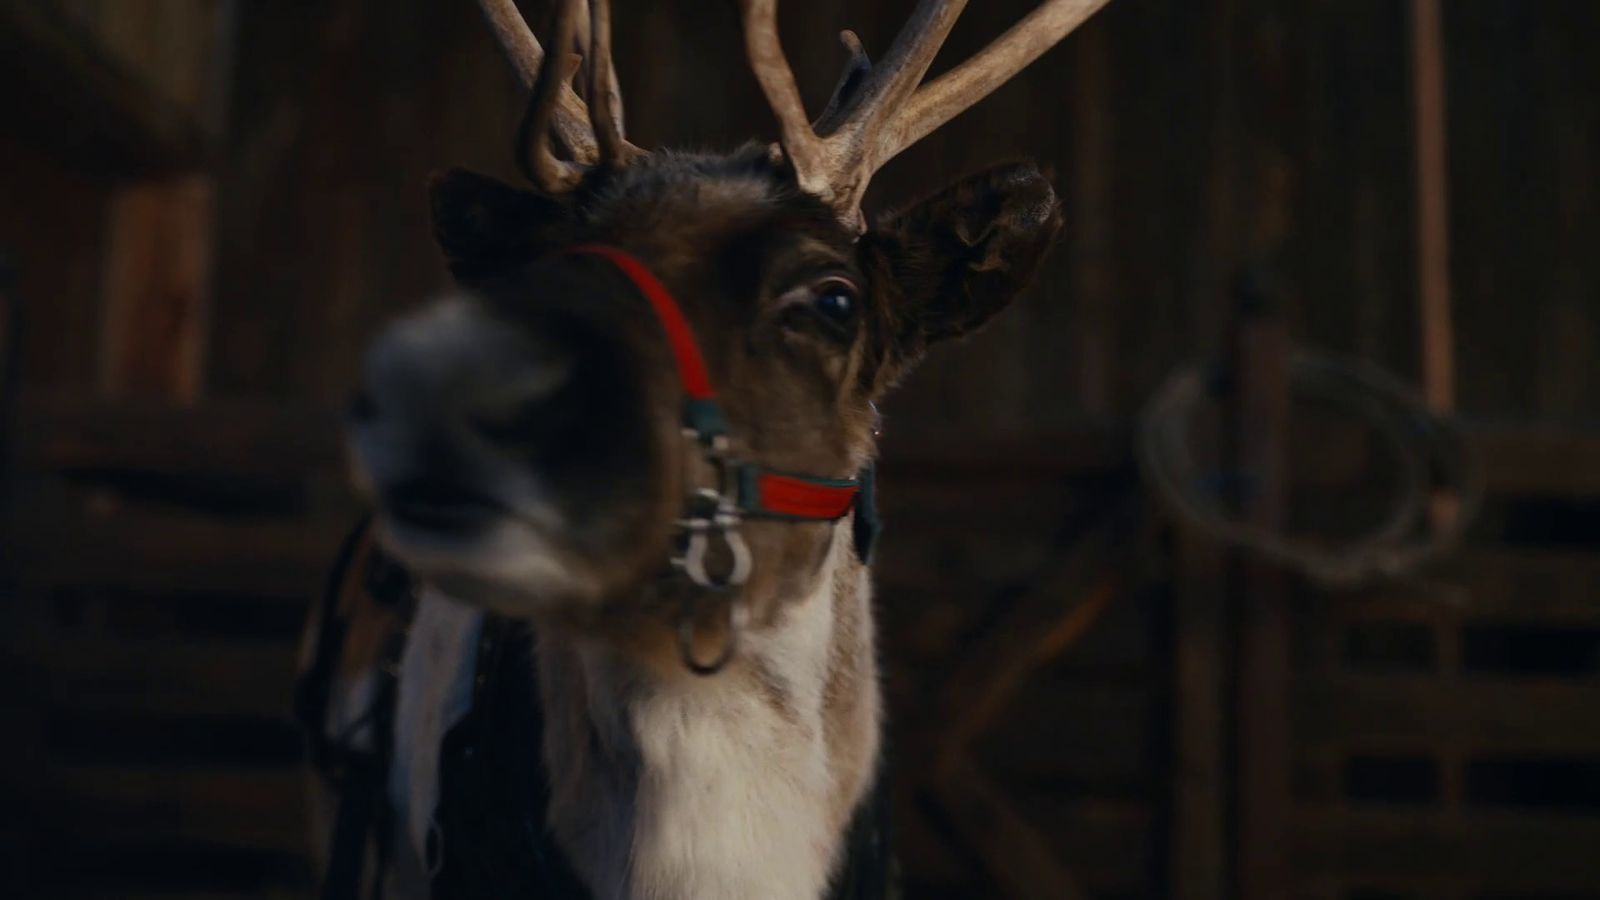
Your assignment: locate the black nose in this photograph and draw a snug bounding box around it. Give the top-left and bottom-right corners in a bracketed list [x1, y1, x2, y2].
[382, 473, 502, 534]
[350, 296, 600, 505]
[461, 355, 578, 448]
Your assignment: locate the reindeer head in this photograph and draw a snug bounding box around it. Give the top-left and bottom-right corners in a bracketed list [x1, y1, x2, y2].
[349, 0, 1103, 662]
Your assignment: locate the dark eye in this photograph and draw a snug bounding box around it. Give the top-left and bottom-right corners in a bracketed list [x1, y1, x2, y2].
[776, 275, 862, 340]
[809, 277, 859, 329]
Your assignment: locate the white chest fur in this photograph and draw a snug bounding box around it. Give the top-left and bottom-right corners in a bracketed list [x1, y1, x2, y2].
[540, 527, 875, 900]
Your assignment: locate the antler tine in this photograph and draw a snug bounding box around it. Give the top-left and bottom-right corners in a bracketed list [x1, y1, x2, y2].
[476, 0, 597, 166]
[739, 0, 1112, 230]
[585, 0, 645, 167]
[828, 0, 966, 137]
[813, 30, 871, 134]
[738, 0, 829, 197]
[889, 0, 1114, 155]
[517, 0, 587, 191]
[738, 0, 965, 227]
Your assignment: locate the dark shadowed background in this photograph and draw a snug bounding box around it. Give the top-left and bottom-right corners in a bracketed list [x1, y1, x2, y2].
[3, 1, 1600, 898]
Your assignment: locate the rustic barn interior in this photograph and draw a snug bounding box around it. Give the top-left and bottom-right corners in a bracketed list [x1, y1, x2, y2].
[3, 1, 1599, 898]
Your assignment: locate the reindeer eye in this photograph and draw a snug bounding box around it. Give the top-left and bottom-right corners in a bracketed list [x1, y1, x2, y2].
[776, 275, 861, 340]
[809, 278, 858, 328]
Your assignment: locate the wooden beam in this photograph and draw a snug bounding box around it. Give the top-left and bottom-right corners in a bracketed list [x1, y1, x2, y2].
[1410, 0, 1455, 413]
[11, 392, 343, 477]
[1295, 675, 1600, 751]
[98, 175, 215, 401]
[15, 767, 310, 857]
[1228, 296, 1293, 900]
[0, 252, 18, 493]
[1069, 22, 1115, 415]
[931, 759, 1091, 900]
[3, 635, 300, 720]
[1171, 526, 1227, 900]
[931, 499, 1140, 775]
[0, 1, 209, 176]
[1294, 808, 1600, 890]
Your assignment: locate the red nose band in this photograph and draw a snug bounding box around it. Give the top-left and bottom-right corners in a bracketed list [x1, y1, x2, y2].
[565, 243, 877, 533]
[569, 243, 715, 401]
[752, 471, 860, 520]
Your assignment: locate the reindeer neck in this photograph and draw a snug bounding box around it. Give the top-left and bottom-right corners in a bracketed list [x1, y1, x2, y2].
[535, 521, 883, 900]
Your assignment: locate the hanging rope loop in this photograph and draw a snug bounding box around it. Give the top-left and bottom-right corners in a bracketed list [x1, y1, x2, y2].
[1139, 352, 1482, 588]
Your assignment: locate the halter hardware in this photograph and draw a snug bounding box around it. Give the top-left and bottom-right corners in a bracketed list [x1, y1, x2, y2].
[670, 427, 753, 593]
[568, 244, 878, 676]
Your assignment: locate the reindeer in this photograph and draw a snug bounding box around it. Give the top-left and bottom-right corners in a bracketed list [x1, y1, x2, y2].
[296, 1, 1112, 898]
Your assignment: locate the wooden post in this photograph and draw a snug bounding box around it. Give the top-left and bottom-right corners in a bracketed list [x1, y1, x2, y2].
[1171, 276, 1293, 900]
[1227, 278, 1292, 900]
[0, 251, 18, 491]
[1070, 23, 1114, 415]
[1410, 0, 1454, 413]
[97, 174, 214, 402]
[1172, 527, 1227, 900]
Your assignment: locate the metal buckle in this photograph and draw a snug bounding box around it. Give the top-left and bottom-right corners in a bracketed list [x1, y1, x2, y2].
[668, 424, 752, 676]
[677, 516, 752, 590]
[671, 427, 750, 591]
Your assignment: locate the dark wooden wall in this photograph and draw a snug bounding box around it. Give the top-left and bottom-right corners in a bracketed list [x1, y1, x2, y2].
[3, 2, 1600, 899]
[193, 0, 1600, 426]
[9, 1, 1598, 419]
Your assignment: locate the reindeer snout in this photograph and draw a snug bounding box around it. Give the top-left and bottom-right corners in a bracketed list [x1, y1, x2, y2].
[348, 295, 581, 526]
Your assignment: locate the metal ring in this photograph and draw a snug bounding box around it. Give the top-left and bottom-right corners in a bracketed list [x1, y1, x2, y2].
[682, 525, 752, 590]
[677, 598, 748, 676]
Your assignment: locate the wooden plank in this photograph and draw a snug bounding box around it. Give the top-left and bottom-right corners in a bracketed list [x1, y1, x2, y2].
[1296, 674, 1600, 750]
[0, 252, 17, 492]
[2, 500, 346, 596]
[2, 635, 300, 720]
[1002, 796, 1153, 895]
[1470, 423, 1600, 496]
[1410, 0, 1456, 414]
[878, 426, 1134, 483]
[1298, 874, 1525, 900]
[1326, 550, 1600, 623]
[1293, 808, 1600, 890]
[98, 175, 215, 401]
[1068, 21, 1115, 415]
[930, 498, 1142, 775]
[0, 133, 111, 391]
[0, 0, 209, 175]
[1172, 524, 1228, 900]
[929, 760, 1090, 900]
[1230, 296, 1293, 900]
[901, 794, 1148, 899]
[61, 0, 222, 117]
[971, 680, 1151, 792]
[46, 891, 308, 900]
[22, 767, 309, 857]
[13, 391, 344, 477]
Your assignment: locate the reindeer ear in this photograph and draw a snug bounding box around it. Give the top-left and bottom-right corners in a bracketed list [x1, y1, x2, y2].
[428, 168, 570, 286]
[864, 161, 1062, 358]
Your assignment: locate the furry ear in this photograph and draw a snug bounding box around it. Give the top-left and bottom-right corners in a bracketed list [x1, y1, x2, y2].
[861, 161, 1062, 381]
[428, 168, 570, 286]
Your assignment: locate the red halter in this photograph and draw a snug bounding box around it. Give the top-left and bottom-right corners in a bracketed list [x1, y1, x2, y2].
[568, 244, 870, 525]
[567, 243, 879, 675]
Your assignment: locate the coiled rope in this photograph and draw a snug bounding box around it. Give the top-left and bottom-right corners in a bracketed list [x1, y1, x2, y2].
[1138, 352, 1482, 588]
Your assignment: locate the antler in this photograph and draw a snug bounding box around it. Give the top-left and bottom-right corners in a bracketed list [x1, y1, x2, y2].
[739, 0, 1114, 230]
[477, 0, 644, 192]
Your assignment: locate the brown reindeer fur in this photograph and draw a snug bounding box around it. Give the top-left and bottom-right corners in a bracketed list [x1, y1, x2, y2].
[313, 146, 1061, 899]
